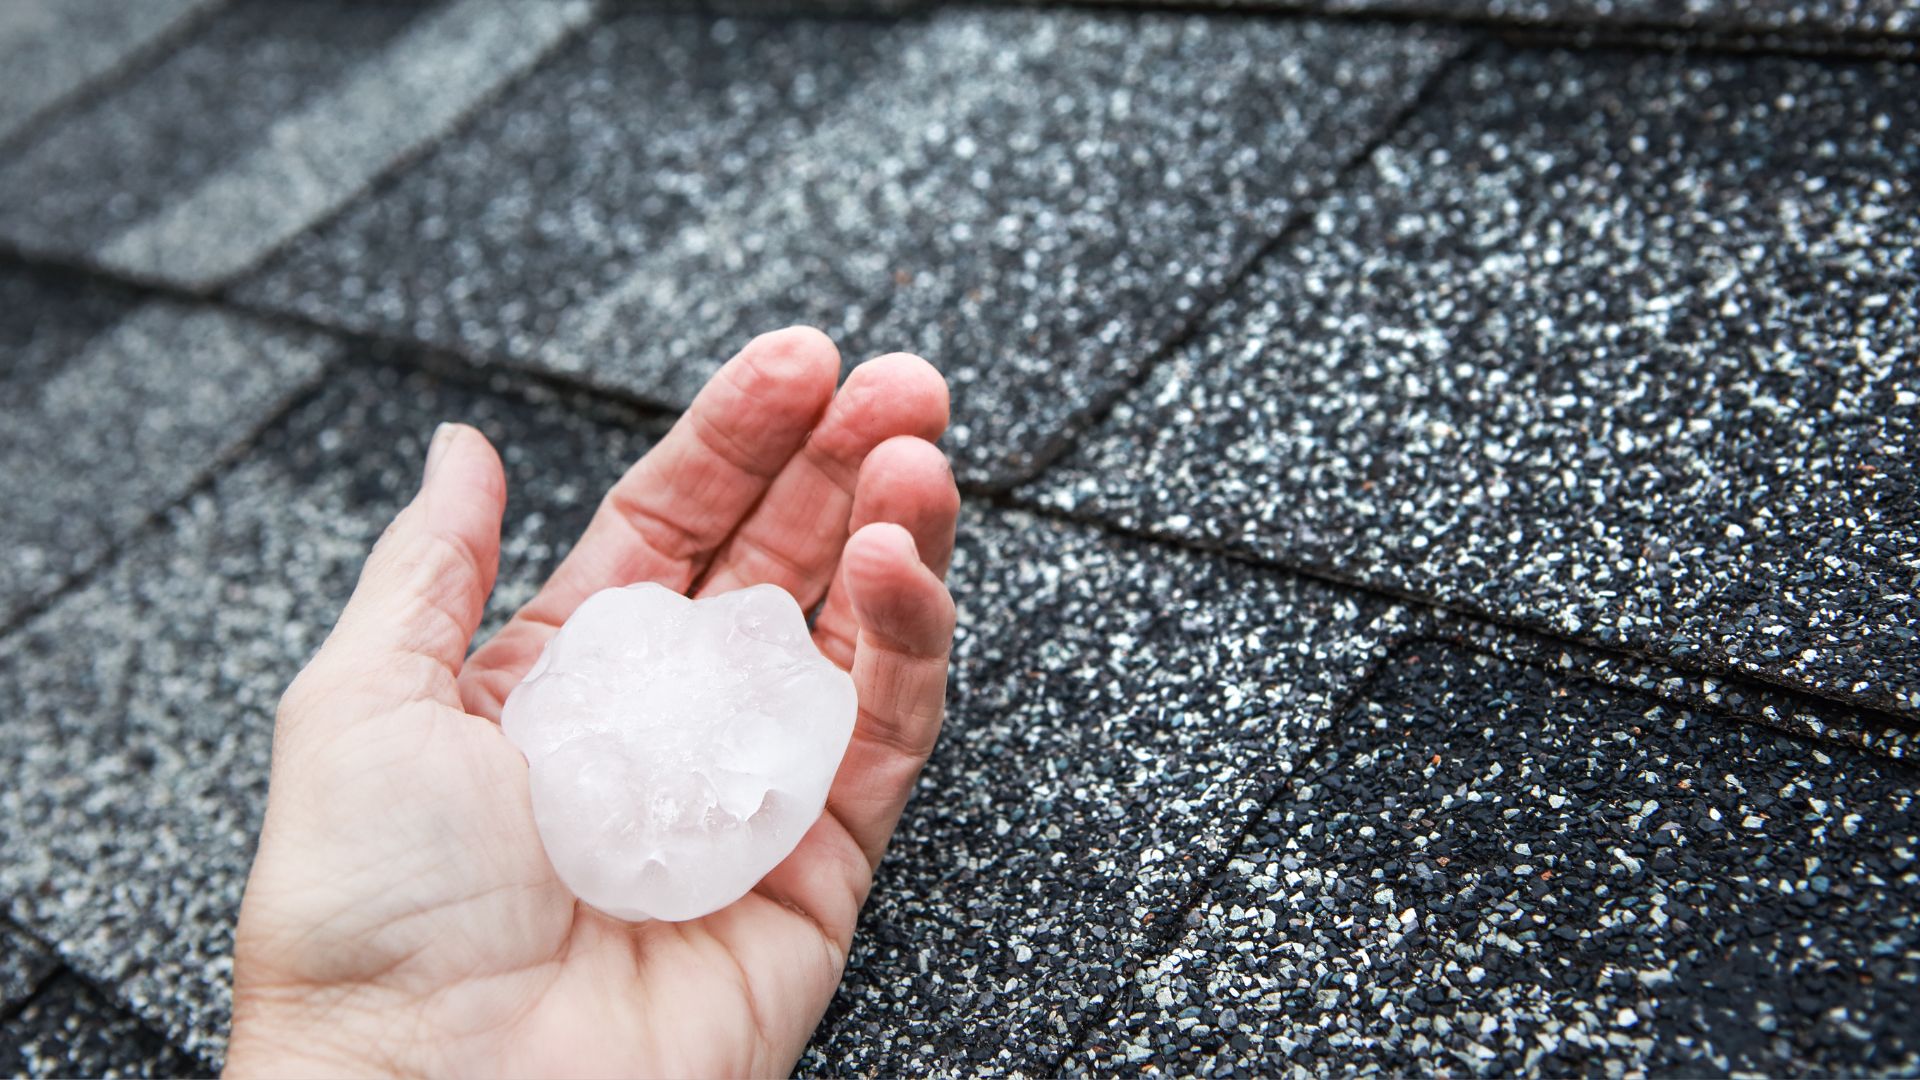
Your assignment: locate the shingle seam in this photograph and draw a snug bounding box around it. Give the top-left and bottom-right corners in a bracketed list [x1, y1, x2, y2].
[0, 927, 60, 1029]
[0, 0, 232, 158]
[9, 233, 1904, 738]
[1490, 21, 1919, 61]
[1046, 621, 1436, 1070]
[989, 33, 1484, 494]
[991, 487, 1920, 743]
[0, 244, 694, 432]
[0, 366, 335, 647]
[0, 966, 59, 1030]
[1056, 627, 1920, 1067]
[0, 961, 212, 1072]
[1427, 615, 1920, 765]
[90, 0, 605, 293]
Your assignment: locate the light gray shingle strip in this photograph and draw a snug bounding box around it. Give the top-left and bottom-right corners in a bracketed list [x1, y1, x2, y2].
[0, 921, 57, 1013]
[93, 0, 597, 289]
[0, 0, 222, 145]
[530, 16, 1024, 382]
[0, 302, 333, 626]
[532, 13, 1465, 483]
[1096, 0, 1917, 40]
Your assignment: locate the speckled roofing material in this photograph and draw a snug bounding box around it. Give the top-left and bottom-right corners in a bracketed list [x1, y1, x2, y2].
[0, 0, 1914, 1075]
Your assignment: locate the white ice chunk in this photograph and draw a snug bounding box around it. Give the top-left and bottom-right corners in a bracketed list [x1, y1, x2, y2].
[501, 582, 857, 922]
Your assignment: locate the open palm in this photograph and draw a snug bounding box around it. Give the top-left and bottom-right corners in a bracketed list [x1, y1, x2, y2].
[227, 328, 958, 1078]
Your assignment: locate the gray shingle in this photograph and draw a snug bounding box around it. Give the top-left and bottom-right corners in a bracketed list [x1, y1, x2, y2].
[0, 0, 219, 146]
[1, 972, 205, 1079]
[0, 299, 331, 626]
[1101, 0, 1915, 41]
[0, 264, 139, 388]
[1028, 46, 1920, 715]
[0, 364, 668, 1061]
[0, 0, 425, 262]
[803, 510, 1420, 1072]
[1077, 642, 1920, 1075]
[239, 10, 1466, 484]
[0, 922, 56, 1014]
[0, 0, 594, 289]
[237, 11, 907, 358]
[95, 0, 597, 289]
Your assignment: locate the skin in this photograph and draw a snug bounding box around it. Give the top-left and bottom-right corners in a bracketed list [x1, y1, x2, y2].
[226, 327, 960, 1078]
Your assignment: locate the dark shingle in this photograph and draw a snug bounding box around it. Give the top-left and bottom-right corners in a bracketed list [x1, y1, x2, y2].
[803, 510, 1421, 1073]
[237, 11, 908, 363]
[0, 0, 427, 261]
[1029, 46, 1920, 714]
[0, 264, 138, 388]
[240, 10, 1466, 485]
[1102, 0, 1915, 42]
[1076, 642, 1920, 1075]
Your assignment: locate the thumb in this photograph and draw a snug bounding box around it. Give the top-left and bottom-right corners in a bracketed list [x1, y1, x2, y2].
[301, 423, 507, 712]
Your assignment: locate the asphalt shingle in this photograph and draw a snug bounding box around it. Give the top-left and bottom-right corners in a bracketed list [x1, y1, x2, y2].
[239, 10, 1466, 484]
[0, 922, 56, 1014]
[1, 973, 204, 1079]
[238, 11, 906, 363]
[0, 263, 138, 388]
[803, 510, 1418, 1073]
[1077, 642, 1920, 1076]
[1135, 0, 1917, 42]
[0, 0, 593, 289]
[0, 363, 668, 1061]
[1, 0, 1916, 1074]
[1029, 46, 1920, 715]
[0, 0, 217, 146]
[0, 297, 331, 626]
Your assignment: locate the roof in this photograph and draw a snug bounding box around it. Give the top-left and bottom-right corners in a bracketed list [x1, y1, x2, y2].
[0, 0, 1915, 1074]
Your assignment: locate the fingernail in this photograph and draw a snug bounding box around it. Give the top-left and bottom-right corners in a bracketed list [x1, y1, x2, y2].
[422, 423, 455, 484]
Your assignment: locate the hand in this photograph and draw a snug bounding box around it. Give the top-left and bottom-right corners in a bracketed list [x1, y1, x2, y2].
[226, 328, 959, 1077]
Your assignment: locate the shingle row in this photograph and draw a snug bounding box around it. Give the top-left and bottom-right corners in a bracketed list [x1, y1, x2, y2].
[0, 1, 1916, 1075]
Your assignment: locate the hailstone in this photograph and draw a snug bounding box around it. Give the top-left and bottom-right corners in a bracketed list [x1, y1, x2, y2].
[501, 582, 857, 922]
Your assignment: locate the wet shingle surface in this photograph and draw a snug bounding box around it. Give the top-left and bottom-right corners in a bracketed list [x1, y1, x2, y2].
[804, 511, 1417, 1072]
[1076, 643, 1920, 1076]
[241, 10, 1465, 483]
[0, 365, 666, 1060]
[1031, 46, 1920, 714]
[0, 300, 330, 625]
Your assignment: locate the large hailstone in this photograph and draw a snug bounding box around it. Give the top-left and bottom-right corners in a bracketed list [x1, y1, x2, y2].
[501, 583, 856, 922]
